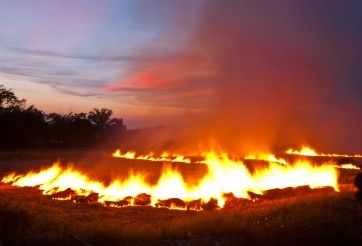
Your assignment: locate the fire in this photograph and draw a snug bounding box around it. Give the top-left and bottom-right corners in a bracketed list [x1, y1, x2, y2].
[286, 146, 362, 158]
[244, 153, 287, 165]
[113, 149, 288, 166]
[1, 172, 18, 183]
[334, 164, 360, 170]
[2, 151, 339, 210]
[112, 149, 192, 163]
[286, 146, 318, 156]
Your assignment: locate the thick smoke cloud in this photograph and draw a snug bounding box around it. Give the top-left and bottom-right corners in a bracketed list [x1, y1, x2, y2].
[109, 1, 362, 154]
[183, 0, 362, 154]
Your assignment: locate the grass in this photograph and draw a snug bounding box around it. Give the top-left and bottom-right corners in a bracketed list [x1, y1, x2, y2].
[0, 183, 361, 246]
[0, 153, 361, 245]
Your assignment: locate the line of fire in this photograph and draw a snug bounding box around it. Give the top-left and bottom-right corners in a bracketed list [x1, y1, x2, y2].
[2, 146, 361, 211]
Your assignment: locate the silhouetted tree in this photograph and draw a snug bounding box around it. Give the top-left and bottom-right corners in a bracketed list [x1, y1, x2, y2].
[0, 85, 127, 149]
[0, 84, 26, 110]
[22, 106, 48, 145]
[46, 112, 72, 144]
[88, 108, 125, 129]
[46, 112, 90, 145]
[69, 113, 93, 146]
[0, 105, 47, 147]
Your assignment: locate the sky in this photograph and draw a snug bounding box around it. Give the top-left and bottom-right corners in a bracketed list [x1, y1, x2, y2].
[0, 0, 205, 126]
[0, 0, 361, 153]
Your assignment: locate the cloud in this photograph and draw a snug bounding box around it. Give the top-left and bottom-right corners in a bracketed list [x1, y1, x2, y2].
[0, 58, 109, 98]
[3, 46, 216, 103]
[103, 57, 217, 108]
[49, 84, 100, 97]
[9, 48, 68, 58]
[8, 47, 189, 63]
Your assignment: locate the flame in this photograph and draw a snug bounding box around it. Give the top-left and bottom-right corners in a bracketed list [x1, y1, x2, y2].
[334, 163, 360, 170]
[286, 146, 362, 158]
[112, 149, 192, 163]
[113, 149, 288, 165]
[2, 151, 339, 210]
[1, 172, 18, 183]
[244, 153, 287, 165]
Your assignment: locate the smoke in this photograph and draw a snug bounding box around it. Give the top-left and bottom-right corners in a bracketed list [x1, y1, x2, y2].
[107, 1, 362, 154]
[180, 0, 362, 154]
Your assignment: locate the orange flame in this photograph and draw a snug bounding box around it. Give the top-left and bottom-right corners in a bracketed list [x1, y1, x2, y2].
[2, 151, 339, 209]
[112, 149, 192, 163]
[334, 163, 360, 170]
[286, 146, 362, 158]
[244, 153, 287, 165]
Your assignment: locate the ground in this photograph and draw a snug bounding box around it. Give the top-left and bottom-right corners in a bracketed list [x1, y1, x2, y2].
[0, 151, 361, 246]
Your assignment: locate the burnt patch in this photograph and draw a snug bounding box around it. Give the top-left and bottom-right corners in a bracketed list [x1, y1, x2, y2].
[223, 193, 255, 209]
[186, 199, 201, 210]
[134, 193, 151, 206]
[104, 196, 132, 207]
[201, 198, 219, 211]
[155, 198, 185, 209]
[50, 188, 75, 200]
[71, 193, 99, 204]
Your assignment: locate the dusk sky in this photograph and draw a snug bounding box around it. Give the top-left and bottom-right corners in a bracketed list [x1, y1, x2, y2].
[0, 1, 361, 152]
[0, 0, 206, 127]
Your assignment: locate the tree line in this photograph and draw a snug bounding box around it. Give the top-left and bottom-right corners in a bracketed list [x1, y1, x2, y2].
[0, 85, 126, 149]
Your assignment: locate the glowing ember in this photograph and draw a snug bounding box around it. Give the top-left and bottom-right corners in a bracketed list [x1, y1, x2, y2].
[286, 146, 362, 158]
[2, 151, 339, 210]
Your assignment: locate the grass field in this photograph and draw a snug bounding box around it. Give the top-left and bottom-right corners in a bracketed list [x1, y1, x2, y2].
[0, 153, 361, 246]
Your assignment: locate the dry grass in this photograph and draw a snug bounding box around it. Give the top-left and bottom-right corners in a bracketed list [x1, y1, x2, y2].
[0, 183, 361, 246]
[0, 153, 362, 245]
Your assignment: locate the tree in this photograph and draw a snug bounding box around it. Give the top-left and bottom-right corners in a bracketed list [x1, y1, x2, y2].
[45, 112, 94, 146]
[20, 106, 48, 145]
[46, 112, 76, 145]
[70, 112, 93, 145]
[0, 85, 127, 149]
[46, 112, 74, 125]
[0, 85, 26, 110]
[88, 108, 125, 129]
[0, 105, 47, 147]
